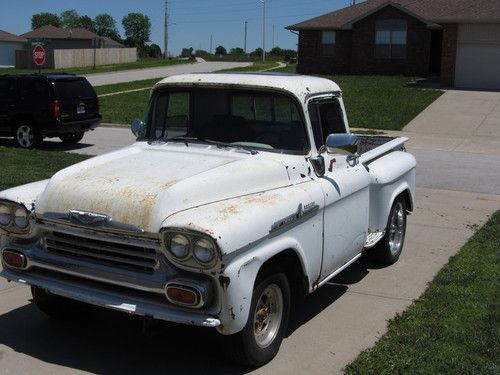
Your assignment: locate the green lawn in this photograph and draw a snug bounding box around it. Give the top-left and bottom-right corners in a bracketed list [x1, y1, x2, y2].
[345, 211, 500, 374]
[218, 61, 281, 72]
[0, 58, 190, 76]
[274, 65, 443, 130]
[95, 78, 161, 96]
[100, 89, 150, 124]
[0, 147, 90, 191]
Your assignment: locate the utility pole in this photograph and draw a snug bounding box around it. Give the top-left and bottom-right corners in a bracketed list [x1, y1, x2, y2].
[272, 24, 275, 49]
[244, 21, 248, 54]
[210, 34, 213, 54]
[261, 0, 266, 61]
[164, 0, 169, 58]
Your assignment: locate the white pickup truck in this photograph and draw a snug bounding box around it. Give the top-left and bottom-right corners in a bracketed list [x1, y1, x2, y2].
[0, 73, 415, 366]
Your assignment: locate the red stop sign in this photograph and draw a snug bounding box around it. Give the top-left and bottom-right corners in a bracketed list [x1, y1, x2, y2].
[33, 45, 46, 66]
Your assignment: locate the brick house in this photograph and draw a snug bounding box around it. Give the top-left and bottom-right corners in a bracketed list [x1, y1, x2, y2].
[286, 0, 500, 89]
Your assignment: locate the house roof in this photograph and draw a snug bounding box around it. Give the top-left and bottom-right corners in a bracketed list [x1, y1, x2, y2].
[286, 0, 500, 30]
[22, 25, 100, 40]
[0, 29, 27, 43]
[101, 36, 124, 47]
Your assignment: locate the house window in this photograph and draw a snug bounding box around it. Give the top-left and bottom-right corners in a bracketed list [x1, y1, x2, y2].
[375, 19, 407, 59]
[321, 31, 336, 57]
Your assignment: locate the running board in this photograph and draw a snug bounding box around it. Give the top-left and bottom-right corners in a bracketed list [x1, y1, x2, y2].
[364, 231, 385, 248]
[315, 252, 363, 289]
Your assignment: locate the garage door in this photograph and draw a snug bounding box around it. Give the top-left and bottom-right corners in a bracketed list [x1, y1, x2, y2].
[455, 24, 500, 89]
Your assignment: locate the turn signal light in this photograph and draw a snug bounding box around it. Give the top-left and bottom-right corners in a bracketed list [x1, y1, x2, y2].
[2, 250, 27, 269]
[52, 100, 61, 119]
[165, 285, 199, 307]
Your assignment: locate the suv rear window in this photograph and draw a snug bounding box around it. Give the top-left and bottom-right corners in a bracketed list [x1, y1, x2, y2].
[52, 79, 95, 99]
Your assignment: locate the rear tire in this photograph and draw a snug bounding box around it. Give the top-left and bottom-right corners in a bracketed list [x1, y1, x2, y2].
[14, 123, 41, 148]
[224, 272, 290, 367]
[370, 197, 407, 265]
[31, 286, 92, 320]
[59, 132, 84, 144]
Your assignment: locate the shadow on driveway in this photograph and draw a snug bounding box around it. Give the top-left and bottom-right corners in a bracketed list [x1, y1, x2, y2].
[0, 137, 94, 153]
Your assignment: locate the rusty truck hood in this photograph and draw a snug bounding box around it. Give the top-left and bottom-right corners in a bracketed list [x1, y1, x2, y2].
[35, 143, 294, 232]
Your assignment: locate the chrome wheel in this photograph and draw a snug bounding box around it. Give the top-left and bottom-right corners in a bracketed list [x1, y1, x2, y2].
[16, 125, 34, 148]
[253, 283, 283, 348]
[388, 201, 405, 256]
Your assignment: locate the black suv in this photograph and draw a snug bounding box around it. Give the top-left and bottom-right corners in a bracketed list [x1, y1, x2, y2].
[0, 73, 101, 148]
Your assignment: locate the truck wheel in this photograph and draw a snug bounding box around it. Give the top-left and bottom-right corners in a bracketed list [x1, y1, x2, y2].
[59, 132, 84, 144]
[15, 124, 41, 148]
[371, 198, 407, 265]
[31, 286, 92, 320]
[225, 273, 290, 367]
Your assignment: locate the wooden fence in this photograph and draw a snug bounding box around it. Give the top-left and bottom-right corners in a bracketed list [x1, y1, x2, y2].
[53, 48, 137, 69]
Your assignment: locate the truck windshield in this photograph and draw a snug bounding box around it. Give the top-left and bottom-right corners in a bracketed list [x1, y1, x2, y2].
[147, 88, 309, 154]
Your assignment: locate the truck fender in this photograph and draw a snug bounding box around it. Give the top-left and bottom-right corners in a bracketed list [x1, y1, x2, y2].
[216, 236, 308, 335]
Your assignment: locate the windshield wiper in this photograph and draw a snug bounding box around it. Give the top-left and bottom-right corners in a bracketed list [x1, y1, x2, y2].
[203, 139, 258, 155]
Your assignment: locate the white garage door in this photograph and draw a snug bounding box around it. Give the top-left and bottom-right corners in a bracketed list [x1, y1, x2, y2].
[0, 41, 25, 66]
[455, 24, 500, 89]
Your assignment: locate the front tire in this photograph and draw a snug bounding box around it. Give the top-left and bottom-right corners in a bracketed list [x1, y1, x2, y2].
[15, 123, 41, 148]
[31, 286, 92, 320]
[371, 198, 407, 265]
[59, 132, 84, 144]
[225, 273, 290, 367]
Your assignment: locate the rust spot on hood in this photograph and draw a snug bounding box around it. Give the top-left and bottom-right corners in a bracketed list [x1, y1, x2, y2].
[219, 275, 231, 289]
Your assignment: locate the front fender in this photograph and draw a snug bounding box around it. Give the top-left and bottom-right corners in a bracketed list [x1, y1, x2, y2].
[0, 179, 49, 209]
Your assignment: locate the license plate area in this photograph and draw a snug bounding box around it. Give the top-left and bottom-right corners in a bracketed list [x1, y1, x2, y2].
[77, 104, 86, 114]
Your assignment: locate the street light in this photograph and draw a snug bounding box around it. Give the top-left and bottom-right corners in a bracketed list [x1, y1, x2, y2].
[260, 0, 266, 61]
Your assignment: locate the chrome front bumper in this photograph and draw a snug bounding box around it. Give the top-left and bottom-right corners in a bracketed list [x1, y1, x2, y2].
[1, 267, 220, 327]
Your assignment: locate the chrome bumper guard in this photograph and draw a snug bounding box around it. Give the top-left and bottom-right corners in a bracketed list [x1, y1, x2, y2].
[0, 268, 220, 328]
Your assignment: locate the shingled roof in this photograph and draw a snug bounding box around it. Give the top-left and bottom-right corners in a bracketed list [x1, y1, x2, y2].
[0, 29, 27, 43]
[286, 0, 500, 30]
[22, 25, 100, 40]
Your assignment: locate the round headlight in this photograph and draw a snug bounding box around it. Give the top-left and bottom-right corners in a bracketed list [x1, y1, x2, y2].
[14, 208, 29, 229]
[0, 204, 11, 226]
[193, 238, 215, 264]
[169, 234, 190, 259]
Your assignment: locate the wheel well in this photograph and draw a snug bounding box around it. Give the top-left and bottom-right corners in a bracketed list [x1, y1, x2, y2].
[398, 189, 413, 212]
[256, 249, 308, 299]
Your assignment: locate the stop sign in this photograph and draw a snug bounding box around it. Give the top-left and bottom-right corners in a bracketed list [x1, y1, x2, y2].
[33, 45, 46, 66]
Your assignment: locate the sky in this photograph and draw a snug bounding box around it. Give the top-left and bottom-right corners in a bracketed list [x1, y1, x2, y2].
[1, 0, 354, 55]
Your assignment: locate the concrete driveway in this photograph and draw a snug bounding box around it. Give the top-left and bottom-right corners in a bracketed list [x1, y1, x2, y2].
[85, 60, 251, 86]
[0, 90, 499, 374]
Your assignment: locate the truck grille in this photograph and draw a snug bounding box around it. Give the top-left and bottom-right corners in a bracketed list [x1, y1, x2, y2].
[44, 231, 160, 273]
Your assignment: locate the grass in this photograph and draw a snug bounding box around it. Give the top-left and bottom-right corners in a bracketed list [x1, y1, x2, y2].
[95, 78, 160, 96]
[274, 65, 443, 130]
[345, 211, 500, 374]
[219, 61, 281, 72]
[0, 58, 190, 76]
[0, 147, 90, 191]
[100, 90, 150, 124]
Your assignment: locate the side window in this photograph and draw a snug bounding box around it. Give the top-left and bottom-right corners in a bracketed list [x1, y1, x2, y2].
[153, 92, 190, 138]
[308, 98, 346, 148]
[0, 80, 15, 100]
[21, 79, 47, 99]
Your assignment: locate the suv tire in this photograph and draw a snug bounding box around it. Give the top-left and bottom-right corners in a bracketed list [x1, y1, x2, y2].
[59, 132, 85, 144]
[15, 123, 41, 148]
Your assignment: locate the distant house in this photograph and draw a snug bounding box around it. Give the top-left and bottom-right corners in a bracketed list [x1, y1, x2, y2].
[286, 0, 500, 89]
[0, 30, 27, 66]
[21, 25, 103, 49]
[101, 36, 124, 49]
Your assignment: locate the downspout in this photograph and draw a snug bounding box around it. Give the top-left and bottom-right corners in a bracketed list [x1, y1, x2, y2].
[288, 29, 299, 68]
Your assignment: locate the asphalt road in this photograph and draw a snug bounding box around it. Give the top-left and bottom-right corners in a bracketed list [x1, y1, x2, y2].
[0, 90, 499, 374]
[85, 60, 251, 86]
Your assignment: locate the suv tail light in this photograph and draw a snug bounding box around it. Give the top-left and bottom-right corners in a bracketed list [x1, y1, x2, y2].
[52, 100, 61, 119]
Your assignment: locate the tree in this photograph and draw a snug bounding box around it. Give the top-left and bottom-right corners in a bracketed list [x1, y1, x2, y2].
[180, 47, 194, 58]
[31, 12, 61, 29]
[229, 47, 244, 55]
[148, 44, 162, 58]
[215, 45, 227, 55]
[60, 9, 81, 28]
[77, 15, 96, 32]
[94, 14, 120, 41]
[122, 13, 151, 47]
[250, 48, 263, 57]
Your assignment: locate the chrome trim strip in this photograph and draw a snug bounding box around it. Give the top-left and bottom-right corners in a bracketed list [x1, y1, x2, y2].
[315, 252, 362, 290]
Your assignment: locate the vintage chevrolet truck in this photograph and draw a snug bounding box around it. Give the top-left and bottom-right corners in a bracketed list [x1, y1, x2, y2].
[0, 73, 415, 366]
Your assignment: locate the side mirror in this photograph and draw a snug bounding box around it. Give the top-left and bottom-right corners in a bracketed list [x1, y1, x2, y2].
[131, 118, 146, 138]
[310, 155, 325, 177]
[325, 133, 358, 154]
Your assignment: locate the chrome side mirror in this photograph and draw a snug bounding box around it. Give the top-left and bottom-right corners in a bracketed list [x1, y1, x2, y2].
[325, 133, 358, 154]
[131, 118, 146, 139]
[310, 154, 325, 177]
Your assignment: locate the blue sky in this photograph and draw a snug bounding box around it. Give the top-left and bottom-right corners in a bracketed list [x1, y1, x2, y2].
[1, 0, 353, 55]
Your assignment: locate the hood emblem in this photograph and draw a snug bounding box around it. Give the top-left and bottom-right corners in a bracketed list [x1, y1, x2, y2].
[69, 210, 111, 226]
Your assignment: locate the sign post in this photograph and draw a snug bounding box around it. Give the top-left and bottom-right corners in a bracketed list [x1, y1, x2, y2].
[32, 44, 46, 74]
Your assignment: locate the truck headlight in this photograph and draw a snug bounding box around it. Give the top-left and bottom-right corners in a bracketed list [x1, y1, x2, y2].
[161, 229, 219, 270]
[0, 201, 32, 234]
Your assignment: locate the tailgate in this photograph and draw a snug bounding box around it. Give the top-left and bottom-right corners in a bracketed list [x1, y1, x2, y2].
[52, 78, 99, 122]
